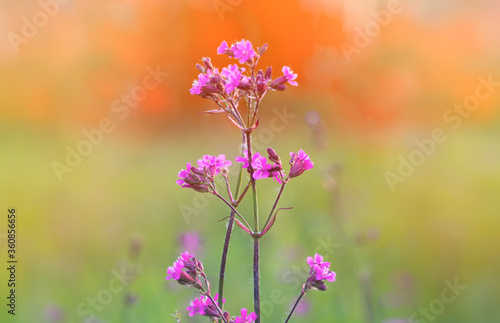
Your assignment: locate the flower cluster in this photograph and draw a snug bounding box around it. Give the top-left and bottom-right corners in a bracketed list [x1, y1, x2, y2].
[168, 40, 334, 323]
[176, 154, 231, 193]
[186, 293, 225, 318]
[189, 39, 298, 101]
[235, 148, 313, 183]
[305, 253, 336, 291]
[165, 251, 204, 288]
[235, 149, 284, 183]
[166, 251, 257, 322]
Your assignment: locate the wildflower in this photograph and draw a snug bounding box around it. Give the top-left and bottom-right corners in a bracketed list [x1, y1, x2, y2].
[186, 296, 207, 317]
[233, 39, 257, 64]
[165, 259, 184, 280]
[282, 66, 298, 86]
[217, 40, 231, 55]
[176, 162, 211, 193]
[305, 253, 336, 291]
[236, 150, 284, 183]
[234, 308, 257, 323]
[186, 294, 225, 318]
[197, 154, 232, 176]
[179, 251, 195, 263]
[179, 231, 203, 255]
[189, 73, 210, 95]
[306, 253, 330, 269]
[221, 64, 244, 93]
[289, 149, 314, 178]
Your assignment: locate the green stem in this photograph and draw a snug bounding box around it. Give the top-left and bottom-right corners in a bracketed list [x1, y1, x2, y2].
[261, 182, 286, 234]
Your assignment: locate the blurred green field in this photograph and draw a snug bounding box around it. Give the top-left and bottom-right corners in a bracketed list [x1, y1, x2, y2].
[1, 111, 500, 323]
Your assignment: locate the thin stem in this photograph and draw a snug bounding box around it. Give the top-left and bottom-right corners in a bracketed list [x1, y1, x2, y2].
[223, 175, 234, 203]
[253, 237, 261, 323]
[213, 193, 252, 232]
[261, 182, 286, 234]
[245, 132, 259, 231]
[206, 293, 228, 323]
[234, 180, 251, 206]
[218, 167, 244, 309]
[284, 290, 305, 323]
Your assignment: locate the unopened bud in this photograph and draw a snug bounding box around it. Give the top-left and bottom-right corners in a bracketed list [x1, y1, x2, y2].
[202, 57, 213, 70]
[265, 66, 272, 80]
[196, 63, 205, 73]
[258, 43, 268, 55]
[267, 147, 280, 163]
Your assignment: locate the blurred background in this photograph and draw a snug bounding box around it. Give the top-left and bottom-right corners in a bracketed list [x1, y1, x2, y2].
[1, 0, 500, 322]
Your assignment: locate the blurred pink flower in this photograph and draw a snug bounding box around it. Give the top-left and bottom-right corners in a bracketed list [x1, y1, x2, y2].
[233, 39, 257, 64]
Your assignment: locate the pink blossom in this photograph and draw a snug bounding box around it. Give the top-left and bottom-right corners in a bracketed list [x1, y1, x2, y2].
[313, 264, 336, 282]
[197, 154, 232, 176]
[189, 73, 209, 95]
[221, 64, 244, 93]
[217, 41, 230, 54]
[289, 149, 314, 178]
[236, 150, 284, 182]
[233, 39, 257, 64]
[165, 259, 184, 280]
[178, 251, 194, 263]
[179, 231, 203, 255]
[176, 162, 211, 193]
[306, 253, 336, 286]
[234, 308, 257, 323]
[282, 66, 298, 86]
[306, 253, 330, 269]
[186, 296, 207, 317]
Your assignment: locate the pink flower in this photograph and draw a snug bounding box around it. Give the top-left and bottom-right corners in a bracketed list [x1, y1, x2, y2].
[306, 253, 330, 269]
[176, 162, 211, 193]
[250, 152, 272, 180]
[179, 251, 194, 263]
[282, 66, 298, 86]
[313, 264, 336, 282]
[165, 259, 184, 280]
[233, 39, 257, 64]
[186, 296, 207, 317]
[189, 73, 209, 95]
[197, 154, 232, 176]
[289, 149, 314, 178]
[179, 231, 203, 255]
[234, 308, 257, 323]
[306, 253, 336, 289]
[221, 64, 244, 93]
[187, 294, 225, 318]
[236, 150, 284, 183]
[217, 41, 230, 54]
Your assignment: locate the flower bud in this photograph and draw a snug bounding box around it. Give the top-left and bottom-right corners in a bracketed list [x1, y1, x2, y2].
[267, 147, 280, 163]
[196, 63, 205, 73]
[202, 57, 213, 70]
[257, 82, 268, 97]
[258, 43, 268, 55]
[265, 66, 272, 80]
